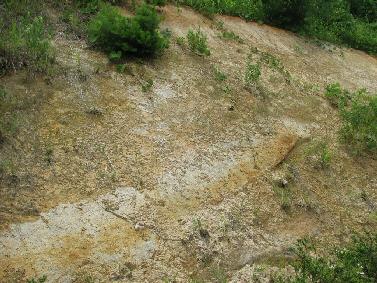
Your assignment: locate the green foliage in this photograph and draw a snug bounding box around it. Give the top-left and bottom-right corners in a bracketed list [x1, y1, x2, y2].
[325, 84, 377, 154]
[88, 3, 169, 58]
[285, 233, 377, 282]
[187, 28, 211, 56]
[245, 62, 261, 86]
[0, 1, 54, 74]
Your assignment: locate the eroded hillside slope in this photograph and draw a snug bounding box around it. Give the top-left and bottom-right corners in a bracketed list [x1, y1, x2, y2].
[0, 5, 377, 282]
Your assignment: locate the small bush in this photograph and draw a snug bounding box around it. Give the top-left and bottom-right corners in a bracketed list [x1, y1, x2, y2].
[187, 28, 211, 56]
[88, 3, 169, 58]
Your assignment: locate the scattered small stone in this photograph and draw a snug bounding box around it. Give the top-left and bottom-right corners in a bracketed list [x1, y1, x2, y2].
[228, 105, 235, 111]
[281, 178, 288, 187]
[134, 222, 145, 231]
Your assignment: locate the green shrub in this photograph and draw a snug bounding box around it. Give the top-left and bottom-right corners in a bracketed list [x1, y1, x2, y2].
[187, 28, 211, 56]
[283, 233, 377, 282]
[88, 3, 169, 58]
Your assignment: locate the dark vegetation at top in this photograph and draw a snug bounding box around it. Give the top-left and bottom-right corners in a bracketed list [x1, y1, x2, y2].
[179, 0, 377, 54]
[0, 0, 376, 76]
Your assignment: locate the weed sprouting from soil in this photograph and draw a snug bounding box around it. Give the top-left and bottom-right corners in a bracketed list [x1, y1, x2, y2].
[187, 28, 211, 56]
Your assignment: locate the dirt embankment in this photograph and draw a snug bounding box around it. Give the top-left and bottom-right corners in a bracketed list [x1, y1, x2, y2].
[0, 5, 377, 282]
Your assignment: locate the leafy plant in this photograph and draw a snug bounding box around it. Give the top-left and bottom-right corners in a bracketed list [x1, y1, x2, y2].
[187, 28, 211, 56]
[88, 3, 169, 58]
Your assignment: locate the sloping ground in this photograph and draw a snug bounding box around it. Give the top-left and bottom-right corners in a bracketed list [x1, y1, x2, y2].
[0, 5, 377, 282]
